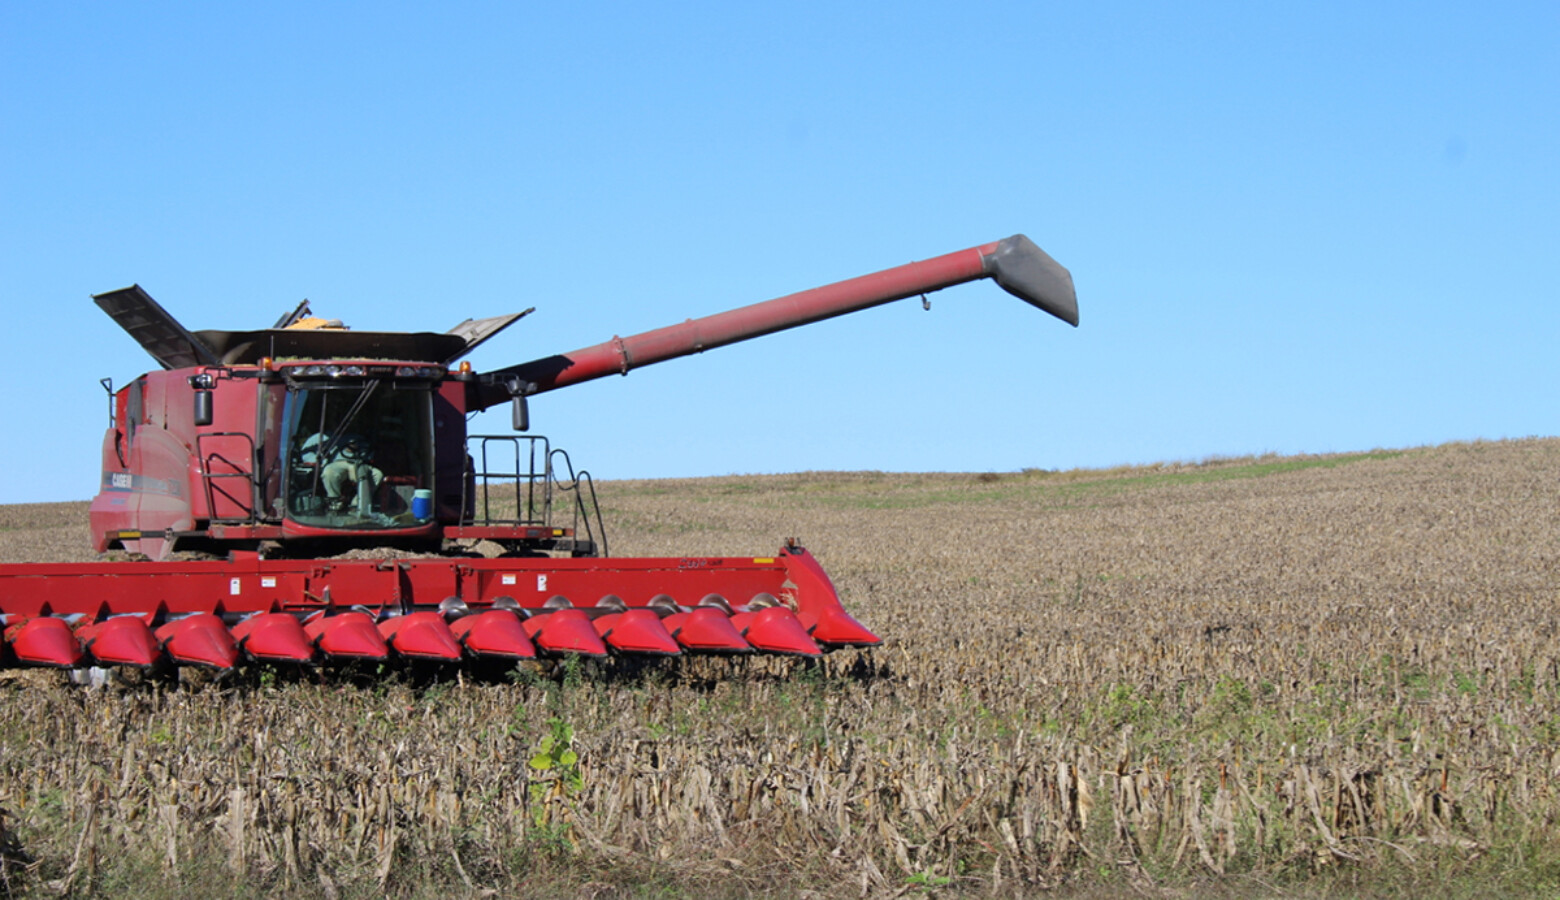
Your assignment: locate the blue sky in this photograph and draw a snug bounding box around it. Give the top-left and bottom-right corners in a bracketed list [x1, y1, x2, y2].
[2, 2, 1555, 504]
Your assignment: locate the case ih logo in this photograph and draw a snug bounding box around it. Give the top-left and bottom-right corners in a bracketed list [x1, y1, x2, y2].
[101, 472, 181, 497]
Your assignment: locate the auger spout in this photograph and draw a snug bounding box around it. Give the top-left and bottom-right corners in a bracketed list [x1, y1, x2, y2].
[981, 234, 1078, 325]
[476, 234, 1076, 407]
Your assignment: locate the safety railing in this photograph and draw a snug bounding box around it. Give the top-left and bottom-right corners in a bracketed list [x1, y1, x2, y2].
[195, 432, 258, 524]
[467, 435, 553, 526]
[547, 447, 608, 557]
[464, 435, 608, 556]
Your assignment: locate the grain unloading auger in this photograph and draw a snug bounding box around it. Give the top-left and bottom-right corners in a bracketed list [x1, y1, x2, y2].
[0, 236, 1077, 672]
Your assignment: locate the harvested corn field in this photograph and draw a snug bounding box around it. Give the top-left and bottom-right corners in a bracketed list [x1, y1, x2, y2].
[3, 438, 1560, 898]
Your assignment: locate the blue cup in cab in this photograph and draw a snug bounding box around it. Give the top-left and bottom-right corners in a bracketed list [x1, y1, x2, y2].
[412, 489, 433, 520]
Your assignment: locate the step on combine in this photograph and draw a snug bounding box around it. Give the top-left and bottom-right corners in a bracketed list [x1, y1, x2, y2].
[0, 236, 1077, 672]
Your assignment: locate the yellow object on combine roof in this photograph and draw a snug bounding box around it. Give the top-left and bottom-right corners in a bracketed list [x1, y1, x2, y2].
[284, 316, 348, 331]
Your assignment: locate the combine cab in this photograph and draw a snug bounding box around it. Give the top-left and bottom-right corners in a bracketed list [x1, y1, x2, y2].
[0, 236, 1077, 671]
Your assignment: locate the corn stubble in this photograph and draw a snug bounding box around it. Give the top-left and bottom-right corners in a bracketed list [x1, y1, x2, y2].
[3, 438, 1559, 898]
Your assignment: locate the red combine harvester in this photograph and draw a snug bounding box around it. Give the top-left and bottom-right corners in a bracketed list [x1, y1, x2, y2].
[0, 236, 1076, 671]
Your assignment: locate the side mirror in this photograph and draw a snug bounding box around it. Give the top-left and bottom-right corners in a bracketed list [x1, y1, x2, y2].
[193, 390, 214, 427]
[505, 376, 532, 432]
[511, 395, 529, 432]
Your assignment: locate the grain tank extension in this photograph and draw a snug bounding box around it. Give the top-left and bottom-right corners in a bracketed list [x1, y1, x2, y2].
[0, 235, 1077, 670]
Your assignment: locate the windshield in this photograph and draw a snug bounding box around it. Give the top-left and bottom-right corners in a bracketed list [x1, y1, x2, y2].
[280, 381, 435, 529]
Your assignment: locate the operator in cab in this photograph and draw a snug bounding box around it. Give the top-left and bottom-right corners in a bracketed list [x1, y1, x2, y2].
[300, 432, 384, 515]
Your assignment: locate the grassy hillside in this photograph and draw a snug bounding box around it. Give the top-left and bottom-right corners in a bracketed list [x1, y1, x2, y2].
[3, 438, 1559, 898]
